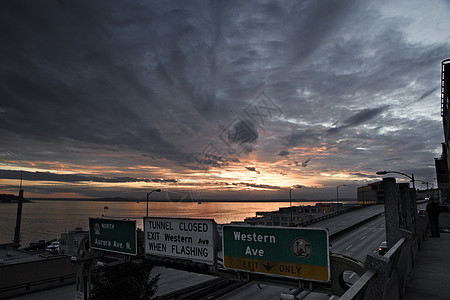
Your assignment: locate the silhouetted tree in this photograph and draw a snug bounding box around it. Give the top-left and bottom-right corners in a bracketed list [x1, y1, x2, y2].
[91, 260, 159, 300]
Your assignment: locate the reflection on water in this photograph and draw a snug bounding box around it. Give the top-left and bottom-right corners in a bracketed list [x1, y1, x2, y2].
[0, 200, 328, 245]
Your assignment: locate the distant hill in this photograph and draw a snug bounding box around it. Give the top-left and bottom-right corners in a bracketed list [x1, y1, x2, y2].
[26, 197, 357, 203]
[0, 194, 28, 203]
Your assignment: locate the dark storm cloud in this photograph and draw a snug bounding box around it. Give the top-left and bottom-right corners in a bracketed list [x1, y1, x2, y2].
[226, 120, 259, 146]
[283, 129, 322, 148]
[301, 158, 312, 168]
[0, 1, 272, 167]
[292, 184, 305, 189]
[278, 150, 290, 157]
[233, 182, 282, 190]
[293, 159, 311, 168]
[0, 170, 177, 184]
[245, 166, 260, 174]
[0, 0, 449, 198]
[327, 107, 388, 135]
[416, 87, 439, 102]
[0, 1, 190, 162]
[284, 0, 358, 66]
[350, 172, 378, 179]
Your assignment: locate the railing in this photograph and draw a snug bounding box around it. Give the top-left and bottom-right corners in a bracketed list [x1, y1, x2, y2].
[0, 273, 75, 294]
[339, 269, 376, 300]
[152, 277, 246, 300]
[297, 205, 362, 227]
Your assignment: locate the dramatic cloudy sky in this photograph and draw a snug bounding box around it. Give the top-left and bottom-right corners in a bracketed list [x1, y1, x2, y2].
[1, 0, 449, 200]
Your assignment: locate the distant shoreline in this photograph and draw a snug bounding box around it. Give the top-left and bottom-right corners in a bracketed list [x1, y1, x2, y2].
[27, 197, 357, 203]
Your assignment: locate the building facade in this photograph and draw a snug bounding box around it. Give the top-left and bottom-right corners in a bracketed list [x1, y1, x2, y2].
[436, 58, 450, 203]
[357, 181, 385, 205]
[59, 227, 88, 256]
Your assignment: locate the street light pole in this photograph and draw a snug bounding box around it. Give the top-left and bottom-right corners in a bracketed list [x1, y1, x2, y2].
[289, 186, 302, 225]
[418, 180, 430, 199]
[376, 170, 415, 190]
[289, 188, 292, 208]
[289, 188, 293, 225]
[146, 189, 161, 217]
[376, 170, 418, 202]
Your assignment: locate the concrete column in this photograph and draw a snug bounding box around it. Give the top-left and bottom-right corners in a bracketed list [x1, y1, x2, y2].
[381, 178, 418, 298]
[383, 177, 401, 248]
[397, 231, 414, 296]
[398, 183, 417, 237]
[362, 254, 391, 300]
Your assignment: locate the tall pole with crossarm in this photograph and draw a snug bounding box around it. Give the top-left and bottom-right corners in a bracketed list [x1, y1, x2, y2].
[289, 186, 303, 225]
[146, 189, 161, 217]
[376, 170, 416, 190]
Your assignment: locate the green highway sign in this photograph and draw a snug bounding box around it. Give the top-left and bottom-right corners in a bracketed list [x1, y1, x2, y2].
[89, 218, 137, 256]
[223, 225, 330, 282]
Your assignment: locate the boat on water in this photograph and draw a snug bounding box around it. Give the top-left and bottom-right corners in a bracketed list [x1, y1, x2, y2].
[28, 240, 47, 249]
[46, 240, 60, 253]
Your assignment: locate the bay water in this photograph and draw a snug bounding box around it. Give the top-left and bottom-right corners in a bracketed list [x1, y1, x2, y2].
[0, 200, 326, 245]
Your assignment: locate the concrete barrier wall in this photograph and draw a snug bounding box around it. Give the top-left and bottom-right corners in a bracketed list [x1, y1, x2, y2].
[0, 255, 75, 298]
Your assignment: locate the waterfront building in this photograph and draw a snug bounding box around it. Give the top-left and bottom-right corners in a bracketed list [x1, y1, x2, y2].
[59, 227, 88, 256]
[357, 181, 384, 205]
[416, 187, 439, 201]
[244, 203, 343, 226]
[358, 179, 435, 205]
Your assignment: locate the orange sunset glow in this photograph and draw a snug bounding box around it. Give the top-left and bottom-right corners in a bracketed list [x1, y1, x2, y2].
[1, 1, 446, 201]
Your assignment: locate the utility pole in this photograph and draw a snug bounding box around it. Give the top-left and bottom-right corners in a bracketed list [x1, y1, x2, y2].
[14, 171, 24, 245]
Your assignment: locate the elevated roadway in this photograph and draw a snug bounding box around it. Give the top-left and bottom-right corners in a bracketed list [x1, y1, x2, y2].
[217, 212, 386, 300]
[13, 205, 388, 300]
[155, 205, 386, 298]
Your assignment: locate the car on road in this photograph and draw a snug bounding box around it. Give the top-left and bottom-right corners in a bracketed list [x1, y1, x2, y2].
[379, 241, 388, 255]
[418, 209, 426, 216]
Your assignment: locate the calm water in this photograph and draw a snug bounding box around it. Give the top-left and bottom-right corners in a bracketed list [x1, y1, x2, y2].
[0, 200, 326, 245]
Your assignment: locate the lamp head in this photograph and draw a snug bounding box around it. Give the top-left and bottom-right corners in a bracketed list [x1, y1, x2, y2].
[376, 171, 387, 175]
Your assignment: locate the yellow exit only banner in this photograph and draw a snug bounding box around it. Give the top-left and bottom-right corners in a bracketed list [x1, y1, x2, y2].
[223, 256, 329, 282]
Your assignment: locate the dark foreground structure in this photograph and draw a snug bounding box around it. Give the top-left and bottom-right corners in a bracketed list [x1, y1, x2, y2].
[435, 59, 450, 204]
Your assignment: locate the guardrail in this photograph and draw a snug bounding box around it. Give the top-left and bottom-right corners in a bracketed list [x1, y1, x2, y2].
[152, 277, 246, 300]
[0, 254, 76, 299]
[297, 205, 361, 227]
[0, 274, 75, 296]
